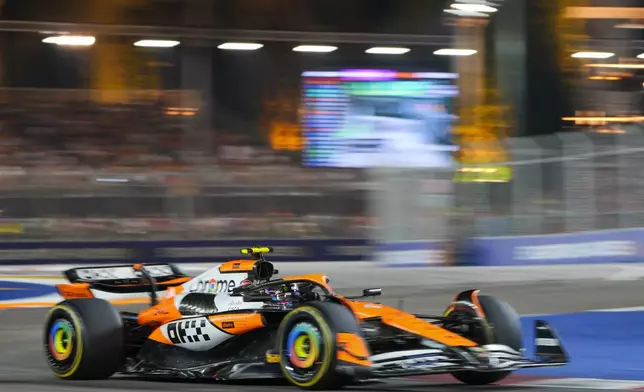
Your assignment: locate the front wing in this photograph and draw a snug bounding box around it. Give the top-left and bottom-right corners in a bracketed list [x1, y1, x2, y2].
[364, 320, 569, 378]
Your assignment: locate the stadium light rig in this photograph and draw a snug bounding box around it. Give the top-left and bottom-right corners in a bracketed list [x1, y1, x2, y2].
[585, 63, 644, 69]
[444, 0, 500, 17]
[571, 51, 615, 59]
[434, 48, 478, 56]
[134, 40, 180, 48]
[42, 35, 95, 46]
[217, 42, 263, 50]
[365, 47, 410, 54]
[293, 45, 337, 53]
[450, 2, 498, 13]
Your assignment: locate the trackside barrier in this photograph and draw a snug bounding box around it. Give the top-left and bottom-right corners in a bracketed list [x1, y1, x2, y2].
[376, 228, 644, 267]
[0, 229, 642, 266]
[0, 239, 370, 265]
[471, 228, 644, 266]
[374, 240, 451, 267]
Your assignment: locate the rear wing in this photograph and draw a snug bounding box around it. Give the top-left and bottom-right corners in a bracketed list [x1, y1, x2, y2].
[61, 263, 191, 294]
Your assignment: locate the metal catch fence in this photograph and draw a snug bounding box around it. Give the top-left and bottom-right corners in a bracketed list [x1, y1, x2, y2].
[367, 124, 644, 247]
[458, 124, 644, 237]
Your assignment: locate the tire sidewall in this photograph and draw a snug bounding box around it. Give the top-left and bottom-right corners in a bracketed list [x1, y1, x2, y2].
[43, 298, 124, 380]
[448, 294, 522, 385]
[277, 305, 337, 389]
[477, 295, 522, 350]
[445, 295, 522, 349]
[43, 304, 85, 378]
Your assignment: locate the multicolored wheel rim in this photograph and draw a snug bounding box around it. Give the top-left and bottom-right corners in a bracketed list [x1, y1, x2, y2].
[45, 315, 78, 373]
[49, 319, 74, 361]
[283, 321, 325, 382]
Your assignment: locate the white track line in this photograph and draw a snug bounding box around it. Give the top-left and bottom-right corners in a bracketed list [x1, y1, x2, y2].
[519, 378, 644, 390]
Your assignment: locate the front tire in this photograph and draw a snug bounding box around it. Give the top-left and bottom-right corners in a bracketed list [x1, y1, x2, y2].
[43, 298, 124, 380]
[448, 294, 522, 385]
[276, 302, 353, 390]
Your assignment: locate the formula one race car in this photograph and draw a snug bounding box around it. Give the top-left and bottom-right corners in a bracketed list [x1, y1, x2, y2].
[44, 247, 569, 389]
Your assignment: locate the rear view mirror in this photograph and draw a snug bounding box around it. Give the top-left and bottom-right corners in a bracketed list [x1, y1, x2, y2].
[363, 288, 382, 297]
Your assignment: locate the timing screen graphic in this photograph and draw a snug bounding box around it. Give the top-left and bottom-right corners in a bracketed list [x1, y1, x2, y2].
[301, 69, 459, 168]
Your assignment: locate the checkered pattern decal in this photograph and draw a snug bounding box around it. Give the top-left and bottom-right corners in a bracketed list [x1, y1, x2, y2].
[167, 318, 211, 344]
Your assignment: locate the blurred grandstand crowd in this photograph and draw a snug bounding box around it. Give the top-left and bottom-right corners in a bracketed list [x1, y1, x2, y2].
[0, 96, 184, 169]
[0, 91, 372, 240]
[0, 91, 642, 241]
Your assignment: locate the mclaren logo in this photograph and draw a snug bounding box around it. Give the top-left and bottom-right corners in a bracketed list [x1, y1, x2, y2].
[189, 278, 236, 293]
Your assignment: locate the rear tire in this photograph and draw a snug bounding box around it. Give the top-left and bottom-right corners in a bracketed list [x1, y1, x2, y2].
[448, 294, 522, 385]
[43, 298, 124, 380]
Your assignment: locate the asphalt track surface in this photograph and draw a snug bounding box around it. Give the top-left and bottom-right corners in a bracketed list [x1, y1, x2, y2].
[2, 279, 643, 392]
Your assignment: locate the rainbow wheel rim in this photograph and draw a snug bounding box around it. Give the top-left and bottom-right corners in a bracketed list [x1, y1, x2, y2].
[287, 322, 321, 369]
[48, 319, 74, 361]
[44, 306, 84, 378]
[283, 319, 329, 384]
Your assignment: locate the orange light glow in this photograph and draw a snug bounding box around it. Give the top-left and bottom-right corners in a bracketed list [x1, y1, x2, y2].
[562, 116, 644, 123]
[588, 76, 621, 80]
[565, 6, 644, 19]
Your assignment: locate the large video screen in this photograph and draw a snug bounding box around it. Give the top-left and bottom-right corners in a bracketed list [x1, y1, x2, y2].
[301, 69, 459, 168]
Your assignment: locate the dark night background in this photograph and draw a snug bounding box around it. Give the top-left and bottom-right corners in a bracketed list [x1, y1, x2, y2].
[0, 0, 633, 139]
[0, 0, 639, 237]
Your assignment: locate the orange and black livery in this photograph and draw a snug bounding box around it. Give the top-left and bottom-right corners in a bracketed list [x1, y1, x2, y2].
[43, 246, 569, 390]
